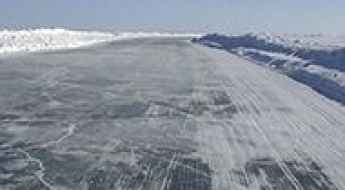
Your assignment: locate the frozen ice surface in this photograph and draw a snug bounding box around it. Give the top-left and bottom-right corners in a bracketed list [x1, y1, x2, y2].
[1, 37, 345, 189]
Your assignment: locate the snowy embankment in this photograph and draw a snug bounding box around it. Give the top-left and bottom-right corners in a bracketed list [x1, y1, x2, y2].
[193, 33, 345, 104]
[0, 29, 116, 54]
[0, 28, 201, 55]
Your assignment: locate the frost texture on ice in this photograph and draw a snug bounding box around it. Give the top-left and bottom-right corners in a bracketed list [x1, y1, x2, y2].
[0, 28, 201, 55]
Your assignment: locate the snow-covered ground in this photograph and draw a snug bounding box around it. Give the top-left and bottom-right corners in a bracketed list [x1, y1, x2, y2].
[193, 33, 345, 104]
[0, 28, 201, 55]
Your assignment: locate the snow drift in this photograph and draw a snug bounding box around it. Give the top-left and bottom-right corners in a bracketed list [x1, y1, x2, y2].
[193, 33, 345, 104]
[0, 28, 117, 54]
[0, 28, 201, 55]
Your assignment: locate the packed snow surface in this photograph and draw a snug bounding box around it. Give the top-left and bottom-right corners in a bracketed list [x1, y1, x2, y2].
[0, 28, 201, 54]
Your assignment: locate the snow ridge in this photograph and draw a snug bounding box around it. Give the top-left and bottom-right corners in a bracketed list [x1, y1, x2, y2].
[0, 28, 201, 55]
[253, 32, 345, 50]
[0, 28, 116, 54]
[193, 33, 345, 105]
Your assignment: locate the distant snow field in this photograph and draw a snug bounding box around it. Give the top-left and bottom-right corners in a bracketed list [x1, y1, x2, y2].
[0, 28, 201, 55]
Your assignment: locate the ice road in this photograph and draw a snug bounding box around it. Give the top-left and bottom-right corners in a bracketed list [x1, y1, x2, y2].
[1, 37, 345, 190]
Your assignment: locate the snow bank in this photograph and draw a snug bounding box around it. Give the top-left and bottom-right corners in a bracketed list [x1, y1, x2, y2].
[193, 33, 345, 70]
[0, 28, 201, 55]
[193, 33, 345, 104]
[253, 33, 345, 50]
[0, 28, 116, 54]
